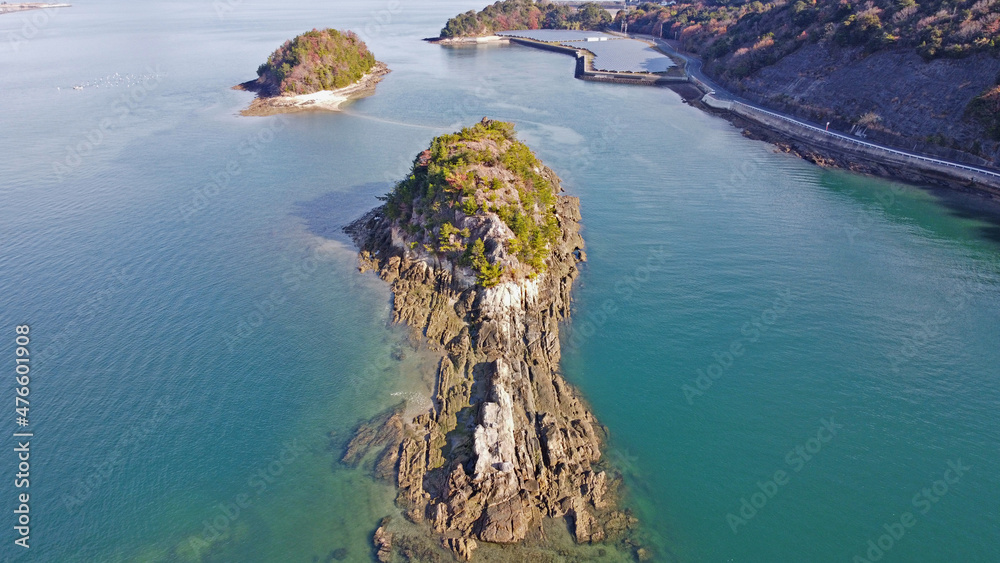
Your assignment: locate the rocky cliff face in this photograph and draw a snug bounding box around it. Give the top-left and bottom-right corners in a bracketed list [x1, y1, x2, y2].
[715, 44, 1000, 167]
[341, 123, 643, 561]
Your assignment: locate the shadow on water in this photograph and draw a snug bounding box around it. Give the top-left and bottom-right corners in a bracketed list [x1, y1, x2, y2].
[291, 182, 390, 244]
[817, 170, 1000, 248]
[925, 186, 1000, 245]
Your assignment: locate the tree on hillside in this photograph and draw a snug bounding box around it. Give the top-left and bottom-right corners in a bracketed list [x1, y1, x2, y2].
[574, 3, 612, 28]
[440, 0, 611, 37]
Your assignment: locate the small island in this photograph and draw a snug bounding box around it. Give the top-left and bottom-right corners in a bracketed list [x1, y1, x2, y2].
[433, 0, 611, 43]
[344, 119, 648, 561]
[0, 3, 71, 15]
[234, 28, 389, 116]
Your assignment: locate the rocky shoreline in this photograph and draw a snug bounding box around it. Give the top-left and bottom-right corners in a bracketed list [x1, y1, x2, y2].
[648, 39, 1000, 199]
[342, 179, 646, 560]
[690, 100, 1000, 201]
[233, 62, 390, 117]
[426, 36, 509, 45]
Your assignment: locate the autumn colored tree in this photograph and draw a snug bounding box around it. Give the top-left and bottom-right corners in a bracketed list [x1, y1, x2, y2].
[255, 29, 376, 96]
[440, 0, 610, 37]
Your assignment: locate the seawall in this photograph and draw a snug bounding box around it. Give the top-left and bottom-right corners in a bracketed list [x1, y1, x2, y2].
[507, 37, 686, 86]
[711, 96, 1000, 197]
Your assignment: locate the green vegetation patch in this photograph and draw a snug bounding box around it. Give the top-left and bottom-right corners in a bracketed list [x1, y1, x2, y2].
[256, 28, 376, 95]
[382, 120, 561, 287]
[441, 0, 611, 38]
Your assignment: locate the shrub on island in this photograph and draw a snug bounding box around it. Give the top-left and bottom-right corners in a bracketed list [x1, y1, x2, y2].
[441, 0, 611, 38]
[253, 28, 376, 96]
[381, 119, 562, 287]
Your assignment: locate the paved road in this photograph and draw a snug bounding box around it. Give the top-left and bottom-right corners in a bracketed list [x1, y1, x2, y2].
[641, 36, 726, 95]
[639, 34, 1000, 182]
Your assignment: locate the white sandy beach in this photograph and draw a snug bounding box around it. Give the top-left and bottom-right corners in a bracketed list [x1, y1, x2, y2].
[240, 62, 390, 116]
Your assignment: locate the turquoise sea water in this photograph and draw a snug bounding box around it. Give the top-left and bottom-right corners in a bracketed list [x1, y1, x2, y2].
[1, 1, 999, 562]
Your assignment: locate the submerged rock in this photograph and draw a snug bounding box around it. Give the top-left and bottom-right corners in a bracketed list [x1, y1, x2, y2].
[373, 519, 393, 563]
[443, 537, 478, 561]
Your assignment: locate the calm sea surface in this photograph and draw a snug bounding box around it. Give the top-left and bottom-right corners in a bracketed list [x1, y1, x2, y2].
[1, 1, 998, 561]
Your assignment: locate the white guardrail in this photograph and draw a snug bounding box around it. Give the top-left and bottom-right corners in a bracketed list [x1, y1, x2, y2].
[731, 101, 1000, 180]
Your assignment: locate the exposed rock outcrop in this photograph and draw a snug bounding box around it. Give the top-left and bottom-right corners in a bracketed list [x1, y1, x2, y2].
[373, 519, 394, 563]
[345, 121, 643, 560]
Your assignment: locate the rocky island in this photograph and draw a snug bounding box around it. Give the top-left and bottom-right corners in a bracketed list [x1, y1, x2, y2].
[0, 3, 71, 15]
[344, 119, 647, 561]
[235, 28, 389, 116]
[432, 0, 611, 43]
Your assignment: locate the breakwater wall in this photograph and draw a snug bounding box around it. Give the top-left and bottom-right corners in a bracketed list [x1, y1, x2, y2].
[508, 38, 687, 86]
[727, 100, 1000, 194]
[508, 37, 578, 57]
[580, 71, 686, 85]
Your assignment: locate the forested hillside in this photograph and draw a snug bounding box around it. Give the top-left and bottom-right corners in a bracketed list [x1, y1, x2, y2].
[618, 0, 1000, 163]
[619, 0, 998, 75]
[441, 0, 612, 37]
